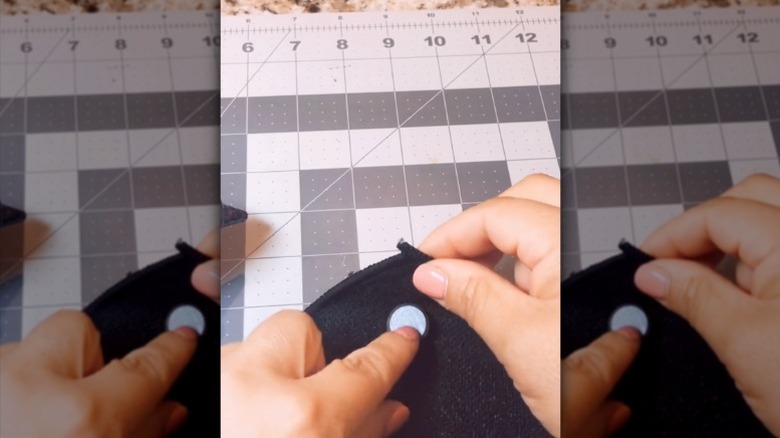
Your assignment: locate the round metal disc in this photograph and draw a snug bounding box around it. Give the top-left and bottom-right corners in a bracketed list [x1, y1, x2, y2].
[167, 304, 205, 335]
[387, 304, 428, 337]
[609, 304, 648, 336]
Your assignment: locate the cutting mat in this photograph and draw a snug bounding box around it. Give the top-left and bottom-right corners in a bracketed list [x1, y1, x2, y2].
[0, 11, 220, 343]
[219, 6, 561, 342]
[561, 6, 780, 278]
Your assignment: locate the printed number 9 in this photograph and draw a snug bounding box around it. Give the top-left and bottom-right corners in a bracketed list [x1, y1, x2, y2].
[383, 37, 395, 48]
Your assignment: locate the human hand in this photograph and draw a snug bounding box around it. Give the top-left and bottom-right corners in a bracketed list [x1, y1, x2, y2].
[561, 328, 641, 437]
[634, 173, 780, 435]
[0, 310, 197, 437]
[191, 227, 219, 301]
[221, 310, 420, 437]
[411, 174, 561, 436]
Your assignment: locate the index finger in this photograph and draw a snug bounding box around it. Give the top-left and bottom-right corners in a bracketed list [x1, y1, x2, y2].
[84, 328, 198, 432]
[305, 328, 420, 431]
[419, 196, 559, 271]
[562, 330, 640, 433]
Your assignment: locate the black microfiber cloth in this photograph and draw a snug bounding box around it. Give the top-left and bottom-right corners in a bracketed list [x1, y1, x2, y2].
[0, 203, 25, 228]
[561, 241, 771, 437]
[305, 241, 548, 438]
[83, 241, 219, 438]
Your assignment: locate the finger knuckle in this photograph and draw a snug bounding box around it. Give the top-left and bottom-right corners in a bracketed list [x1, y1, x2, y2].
[57, 392, 106, 437]
[458, 274, 490, 325]
[565, 349, 616, 390]
[677, 272, 710, 328]
[281, 392, 328, 436]
[336, 350, 388, 386]
[117, 349, 171, 386]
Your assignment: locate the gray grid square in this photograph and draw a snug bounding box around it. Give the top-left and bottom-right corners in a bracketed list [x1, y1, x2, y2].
[221, 222, 246, 260]
[300, 168, 354, 210]
[221, 260, 245, 308]
[302, 253, 359, 303]
[396, 90, 447, 128]
[574, 166, 628, 208]
[301, 210, 358, 255]
[77, 95, 126, 131]
[79, 210, 137, 255]
[0, 308, 22, 344]
[221, 308, 244, 345]
[27, 96, 76, 133]
[80, 254, 138, 303]
[127, 92, 175, 129]
[221, 173, 246, 210]
[178, 90, 219, 127]
[561, 168, 575, 208]
[626, 164, 682, 205]
[764, 85, 780, 120]
[445, 88, 499, 125]
[679, 161, 733, 203]
[221, 135, 247, 173]
[298, 95, 348, 132]
[455, 161, 511, 203]
[405, 163, 461, 206]
[0, 174, 25, 209]
[347, 92, 398, 130]
[562, 209, 579, 253]
[569, 93, 618, 129]
[0, 275, 23, 309]
[561, 93, 569, 130]
[185, 164, 221, 206]
[132, 166, 186, 208]
[248, 96, 297, 133]
[540, 85, 560, 120]
[78, 169, 133, 210]
[220, 97, 246, 134]
[666, 89, 718, 125]
[618, 91, 668, 127]
[353, 166, 408, 208]
[491, 86, 545, 123]
[0, 135, 24, 172]
[549, 121, 561, 157]
[0, 99, 24, 134]
[714, 86, 766, 123]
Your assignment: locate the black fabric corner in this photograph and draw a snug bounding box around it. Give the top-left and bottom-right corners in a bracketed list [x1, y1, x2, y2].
[83, 241, 219, 438]
[305, 241, 548, 438]
[561, 242, 770, 437]
[0, 203, 25, 228]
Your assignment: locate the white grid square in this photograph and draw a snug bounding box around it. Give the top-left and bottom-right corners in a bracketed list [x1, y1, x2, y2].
[623, 126, 675, 165]
[570, 129, 624, 168]
[247, 132, 299, 172]
[485, 53, 538, 88]
[400, 126, 454, 165]
[660, 56, 712, 89]
[450, 124, 504, 162]
[631, 204, 684, 245]
[246, 213, 302, 258]
[23, 213, 81, 258]
[296, 60, 347, 95]
[344, 59, 394, 94]
[24, 171, 79, 213]
[244, 257, 303, 307]
[247, 62, 297, 97]
[507, 158, 560, 182]
[123, 59, 173, 93]
[78, 131, 130, 170]
[531, 52, 560, 87]
[351, 128, 403, 168]
[130, 129, 182, 168]
[439, 55, 490, 90]
[171, 57, 217, 92]
[356, 207, 413, 252]
[181, 126, 220, 165]
[245, 171, 300, 213]
[26, 63, 76, 97]
[721, 122, 778, 160]
[391, 57, 445, 92]
[25, 133, 78, 172]
[577, 207, 635, 253]
[299, 131, 351, 170]
[134, 207, 190, 252]
[242, 304, 303, 338]
[614, 58, 663, 92]
[729, 159, 780, 183]
[22, 258, 81, 307]
[409, 204, 462, 246]
[708, 54, 759, 87]
[672, 125, 727, 163]
[502, 121, 556, 161]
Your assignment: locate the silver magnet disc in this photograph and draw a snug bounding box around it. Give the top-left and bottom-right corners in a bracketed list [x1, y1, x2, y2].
[387, 304, 428, 337]
[609, 304, 648, 336]
[167, 304, 205, 335]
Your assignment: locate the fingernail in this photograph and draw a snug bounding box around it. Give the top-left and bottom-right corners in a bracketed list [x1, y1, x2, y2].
[385, 405, 410, 435]
[615, 326, 641, 341]
[635, 264, 670, 299]
[394, 326, 420, 341]
[607, 405, 631, 435]
[414, 264, 447, 300]
[171, 326, 198, 341]
[164, 405, 188, 435]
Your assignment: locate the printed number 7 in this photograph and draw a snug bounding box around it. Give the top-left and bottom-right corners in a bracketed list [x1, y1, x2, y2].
[290, 40, 301, 51]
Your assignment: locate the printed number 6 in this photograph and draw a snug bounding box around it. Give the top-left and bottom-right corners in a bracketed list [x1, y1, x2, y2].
[243, 42, 254, 52]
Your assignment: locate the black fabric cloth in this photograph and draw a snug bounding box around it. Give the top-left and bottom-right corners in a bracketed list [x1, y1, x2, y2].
[561, 241, 771, 437]
[0, 203, 25, 228]
[305, 241, 547, 438]
[83, 241, 219, 438]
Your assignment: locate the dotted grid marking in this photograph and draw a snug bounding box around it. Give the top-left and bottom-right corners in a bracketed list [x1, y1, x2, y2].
[0, 12, 221, 343]
[219, 7, 561, 341]
[561, 7, 780, 277]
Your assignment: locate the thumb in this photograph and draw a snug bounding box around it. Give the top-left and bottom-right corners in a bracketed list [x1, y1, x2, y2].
[413, 258, 533, 366]
[634, 259, 753, 354]
[130, 401, 188, 437]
